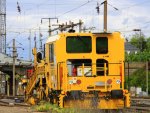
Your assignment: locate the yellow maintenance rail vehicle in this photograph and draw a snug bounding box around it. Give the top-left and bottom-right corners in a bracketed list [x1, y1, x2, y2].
[25, 31, 130, 109]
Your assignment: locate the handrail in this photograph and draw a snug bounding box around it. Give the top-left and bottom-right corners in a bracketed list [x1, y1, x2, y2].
[104, 63, 107, 90]
[66, 62, 123, 76]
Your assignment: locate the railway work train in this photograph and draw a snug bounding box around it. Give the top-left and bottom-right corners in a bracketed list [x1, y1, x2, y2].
[25, 31, 130, 109]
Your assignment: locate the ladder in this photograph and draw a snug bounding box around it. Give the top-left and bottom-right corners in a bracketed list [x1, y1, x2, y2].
[26, 71, 38, 95]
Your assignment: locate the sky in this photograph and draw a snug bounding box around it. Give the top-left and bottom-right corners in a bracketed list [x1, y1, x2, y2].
[6, 0, 150, 60]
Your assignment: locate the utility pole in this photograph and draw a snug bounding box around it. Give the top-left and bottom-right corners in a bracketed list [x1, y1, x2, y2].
[101, 0, 118, 32]
[133, 29, 142, 51]
[28, 30, 31, 61]
[51, 20, 83, 33]
[133, 29, 148, 95]
[13, 39, 17, 96]
[41, 18, 58, 36]
[104, 0, 107, 32]
[39, 27, 43, 52]
[79, 19, 83, 32]
[34, 33, 37, 48]
[146, 61, 149, 95]
[0, 0, 6, 53]
[7, 38, 23, 96]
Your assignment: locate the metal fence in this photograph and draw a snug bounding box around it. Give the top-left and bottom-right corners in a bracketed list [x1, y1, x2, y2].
[124, 62, 149, 96]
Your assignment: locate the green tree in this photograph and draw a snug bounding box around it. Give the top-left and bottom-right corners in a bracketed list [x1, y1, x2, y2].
[125, 33, 150, 93]
[130, 33, 146, 51]
[125, 33, 150, 62]
[146, 37, 150, 51]
[125, 68, 150, 93]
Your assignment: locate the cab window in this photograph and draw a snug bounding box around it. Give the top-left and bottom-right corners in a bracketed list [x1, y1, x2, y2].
[66, 36, 92, 53]
[49, 44, 54, 62]
[96, 37, 108, 54]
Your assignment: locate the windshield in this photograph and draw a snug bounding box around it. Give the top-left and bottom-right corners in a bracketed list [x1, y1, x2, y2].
[66, 36, 92, 53]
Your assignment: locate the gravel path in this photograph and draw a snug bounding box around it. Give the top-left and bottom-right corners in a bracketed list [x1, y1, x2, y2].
[0, 106, 32, 113]
[0, 106, 149, 113]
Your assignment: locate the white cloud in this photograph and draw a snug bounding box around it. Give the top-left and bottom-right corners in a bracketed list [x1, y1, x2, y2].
[6, 0, 150, 59]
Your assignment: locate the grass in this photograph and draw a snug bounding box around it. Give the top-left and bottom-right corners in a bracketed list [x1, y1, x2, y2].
[32, 101, 67, 113]
[33, 101, 145, 113]
[33, 101, 51, 112]
[32, 101, 95, 113]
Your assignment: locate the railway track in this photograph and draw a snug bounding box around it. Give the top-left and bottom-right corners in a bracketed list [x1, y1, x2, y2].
[130, 106, 150, 111]
[127, 98, 150, 112]
[0, 99, 30, 107]
[1, 97, 150, 112]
